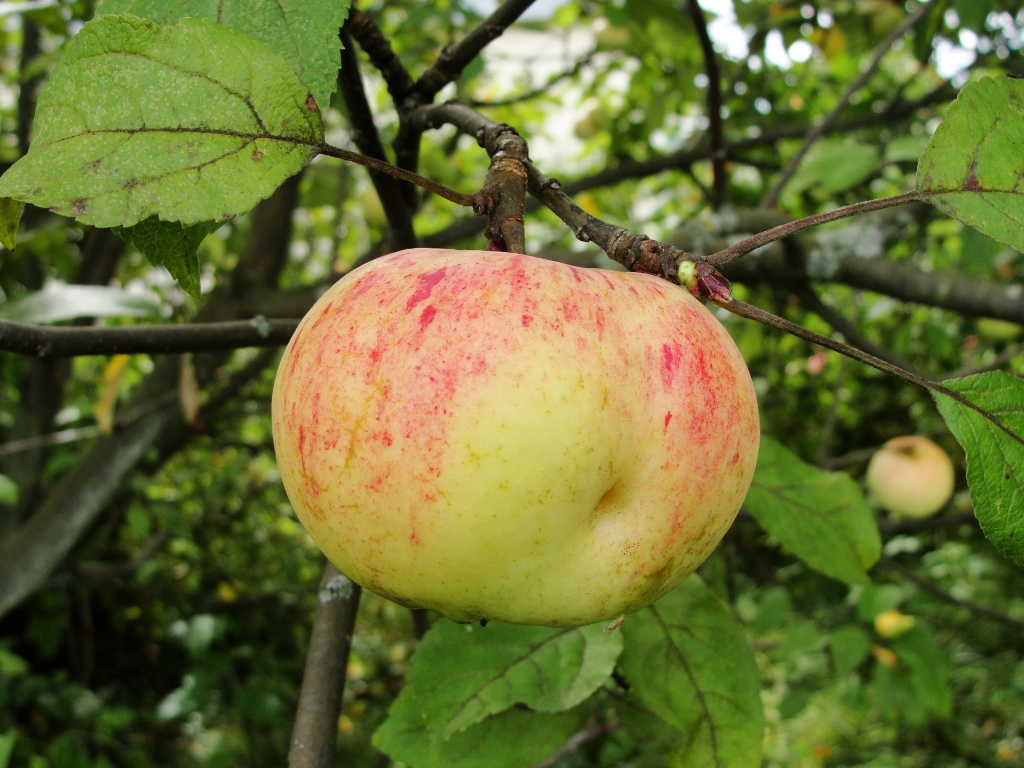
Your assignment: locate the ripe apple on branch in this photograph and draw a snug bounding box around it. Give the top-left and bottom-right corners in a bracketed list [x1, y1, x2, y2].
[272, 248, 759, 627]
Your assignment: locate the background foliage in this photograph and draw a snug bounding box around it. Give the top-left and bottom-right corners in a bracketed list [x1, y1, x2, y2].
[0, 0, 1022, 766]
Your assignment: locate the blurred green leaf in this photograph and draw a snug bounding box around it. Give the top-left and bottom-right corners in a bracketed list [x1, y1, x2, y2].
[0, 16, 322, 228]
[0, 732, 13, 768]
[374, 707, 583, 768]
[872, 624, 952, 726]
[933, 372, 1024, 566]
[374, 619, 620, 741]
[114, 217, 219, 298]
[746, 438, 881, 585]
[830, 625, 871, 677]
[0, 198, 23, 250]
[0, 282, 159, 323]
[953, 0, 994, 30]
[0, 648, 28, 677]
[0, 475, 17, 506]
[893, 625, 952, 720]
[917, 76, 1024, 253]
[619, 576, 763, 768]
[95, 0, 351, 109]
[788, 139, 879, 197]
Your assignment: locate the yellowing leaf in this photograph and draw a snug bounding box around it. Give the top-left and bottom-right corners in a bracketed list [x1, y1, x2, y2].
[95, 354, 131, 434]
[823, 26, 847, 59]
[578, 193, 599, 216]
[216, 582, 238, 603]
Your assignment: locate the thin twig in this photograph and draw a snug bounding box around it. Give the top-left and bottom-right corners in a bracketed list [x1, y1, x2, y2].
[0, 317, 298, 358]
[317, 143, 475, 206]
[760, 0, 939, 207]
[686, 0, 727, 207]
[878, 556, 1024, 630]
[532, 721, 616, 768]
[797, 286, 922, 375]
[344, 10, 416, 106]
[413, 0, 540, 101]
[288, 563, 362, 768]
[706, 192, 920, 266]
[718, 298, 1024, 448]
[467, 49, 596, 108]
[879, 511, 976, 534]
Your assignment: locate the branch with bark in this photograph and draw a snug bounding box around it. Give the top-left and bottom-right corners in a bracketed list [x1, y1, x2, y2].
[288, 563, 362, 768]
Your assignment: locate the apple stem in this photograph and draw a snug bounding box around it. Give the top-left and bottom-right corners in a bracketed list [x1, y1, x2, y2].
[718, 297, 1024, 449]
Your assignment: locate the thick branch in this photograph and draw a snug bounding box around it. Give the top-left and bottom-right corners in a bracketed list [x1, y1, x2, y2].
[288, 563, 362, 768]
[760, 0, 939, 207]
[685, 0, 726, 207]
[0, 317, 297, 358]
[723, 247, 1024, 324]
[344, 10, 415, 106]
[338, 31, 418, 248]
[473, 123, 530, 253]
[0, 177, 303, 620]
[412, 0, 539, 102]
[420, 85, 955, 249]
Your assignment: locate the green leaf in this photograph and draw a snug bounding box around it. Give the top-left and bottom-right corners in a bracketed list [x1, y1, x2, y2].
[0, 198, 24, 250]
[830, 625, 871, 676]
[0, 648, 28, 677]
[0, 15, 323, 228]
[375, 707, 582, 768]
[94, 0, 352, 110]
[788, 139, 879, 197]
[0, 732, 14, 768]
[952, 0, 994, 31]
[892, 624, 952, 720]
[916, 76, 1024, 254]
[932, 371, 1024, 566]
[871, 623, 952, 725]
[0, 282, 160, 323]
[619, 576, 763, 768]
[0, 474, 17, 507]
[376, 619, 621, 741]
[115, 217, 220, 298]
[745, 438, 881, 585]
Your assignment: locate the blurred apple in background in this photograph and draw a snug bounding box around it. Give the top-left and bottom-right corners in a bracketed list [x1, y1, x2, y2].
[865, 435, 955, 518]
[272, 248, 759, 627]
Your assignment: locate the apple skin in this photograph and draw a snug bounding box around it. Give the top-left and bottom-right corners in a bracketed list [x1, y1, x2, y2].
[865, 436, 954, 519]
[272, 249, 759, 627]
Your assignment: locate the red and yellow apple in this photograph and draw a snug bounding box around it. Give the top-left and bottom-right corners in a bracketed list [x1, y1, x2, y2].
[272, 248, 759, 626]
[865, 435, 954, 518]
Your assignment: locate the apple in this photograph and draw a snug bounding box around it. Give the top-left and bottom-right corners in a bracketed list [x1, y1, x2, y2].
[865, 435, 954, 518]
[272, 248, 759, 627]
